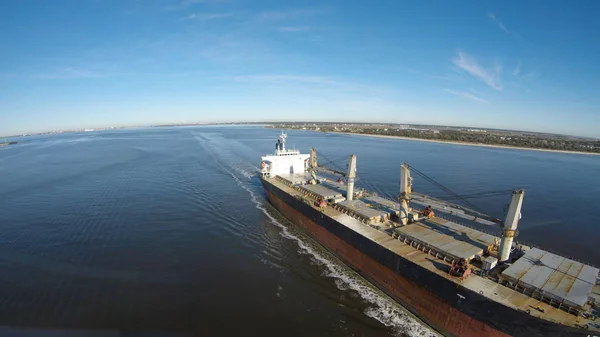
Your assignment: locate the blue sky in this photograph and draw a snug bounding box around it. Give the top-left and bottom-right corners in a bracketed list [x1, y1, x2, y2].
[1, 0, 599, 137]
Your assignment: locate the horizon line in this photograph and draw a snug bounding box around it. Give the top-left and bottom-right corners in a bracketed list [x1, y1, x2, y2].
[2, 121, 598, 140]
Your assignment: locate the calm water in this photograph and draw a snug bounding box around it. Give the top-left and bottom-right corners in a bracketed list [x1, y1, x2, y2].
[0, 126, 599, 336]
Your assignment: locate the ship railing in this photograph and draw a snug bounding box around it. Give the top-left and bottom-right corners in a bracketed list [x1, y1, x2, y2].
[295, 186, 323, 202]
[276, 176, 313, 201]
[278, 177, 383, 226]
[280, 178, 331, 211]
[275, 175, 293, 186]
[328, 203, 373, 224]
[392, 231, 459, 266]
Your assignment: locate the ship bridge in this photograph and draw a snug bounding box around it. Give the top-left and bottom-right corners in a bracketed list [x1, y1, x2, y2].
[261, 131, 309, 177]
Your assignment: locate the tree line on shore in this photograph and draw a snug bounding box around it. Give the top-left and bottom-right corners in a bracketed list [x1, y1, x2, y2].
[270, 124, 600, 154]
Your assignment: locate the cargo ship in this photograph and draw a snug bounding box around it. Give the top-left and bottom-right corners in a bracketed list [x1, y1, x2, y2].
[260, 132, 600, 337]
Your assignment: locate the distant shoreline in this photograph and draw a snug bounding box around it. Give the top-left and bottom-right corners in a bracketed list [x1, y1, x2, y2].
[317, 130, 600, 156]
[0, 141, 18, 148]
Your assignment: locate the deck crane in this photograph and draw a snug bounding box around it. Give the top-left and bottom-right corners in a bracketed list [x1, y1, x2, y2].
[400, 164, 525, 263]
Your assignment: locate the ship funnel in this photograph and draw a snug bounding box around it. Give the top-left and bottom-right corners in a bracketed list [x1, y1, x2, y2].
[498, 189, 525, 263]
[346, 155, 357, 200]
[399, 164, 411, 225]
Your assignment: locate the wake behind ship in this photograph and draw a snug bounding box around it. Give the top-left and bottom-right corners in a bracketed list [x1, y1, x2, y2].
[260, 132, 600, 337]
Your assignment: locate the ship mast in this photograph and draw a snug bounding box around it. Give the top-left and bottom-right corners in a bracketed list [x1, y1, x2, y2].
[399, 164, 411, 225]
[309, 147, 318, 183]
[498, 189, 525, 263]
[346, 155, 357, 200]
[309, 147, 317, 169]
[276, 131, 287, 154]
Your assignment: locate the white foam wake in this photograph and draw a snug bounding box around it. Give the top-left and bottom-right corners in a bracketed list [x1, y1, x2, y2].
[237, 169, 256, 179]
[230, 173, 438, 336]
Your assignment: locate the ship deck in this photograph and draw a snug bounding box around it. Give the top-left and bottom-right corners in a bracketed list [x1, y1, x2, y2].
[393, 217, 496, 261]
[269, 175, 600, 331]
[501, 247, 600, 309]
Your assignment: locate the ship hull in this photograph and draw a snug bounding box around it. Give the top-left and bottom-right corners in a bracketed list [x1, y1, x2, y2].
[262, 178, 590, 337]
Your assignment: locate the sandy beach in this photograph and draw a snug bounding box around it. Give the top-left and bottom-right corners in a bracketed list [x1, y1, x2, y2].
[328, 131, 600, 156]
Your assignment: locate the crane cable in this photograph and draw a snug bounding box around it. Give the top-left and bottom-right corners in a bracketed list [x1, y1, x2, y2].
[407, 165, 486, 214]
[432, 189, 514, 200]
[315, 156, 508, 213]
[315, 151, 347, 173]
[315, 155, 508, 215]
[315, 151, 386, 195]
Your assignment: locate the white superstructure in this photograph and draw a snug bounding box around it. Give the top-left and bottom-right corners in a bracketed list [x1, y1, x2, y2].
[261, 131, 310, 177]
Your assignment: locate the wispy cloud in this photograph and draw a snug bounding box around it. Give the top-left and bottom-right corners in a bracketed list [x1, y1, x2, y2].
[513, 61, 522, 76]
[444, 89, 488, 103]
[183, 12, 234, 20]
[256, 7, 329, 21]
[278, 26, 309, 32]
[451, 51, 502, 91]
[220, 74, 334, 84]
[126, 28, 274, 66]
[488, 12, 517, 35]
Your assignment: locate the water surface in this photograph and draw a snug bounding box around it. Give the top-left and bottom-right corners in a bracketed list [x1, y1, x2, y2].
[0, 126, 598, 336]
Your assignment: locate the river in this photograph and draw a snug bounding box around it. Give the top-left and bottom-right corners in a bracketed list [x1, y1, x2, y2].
[0, 126, 598, 336]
